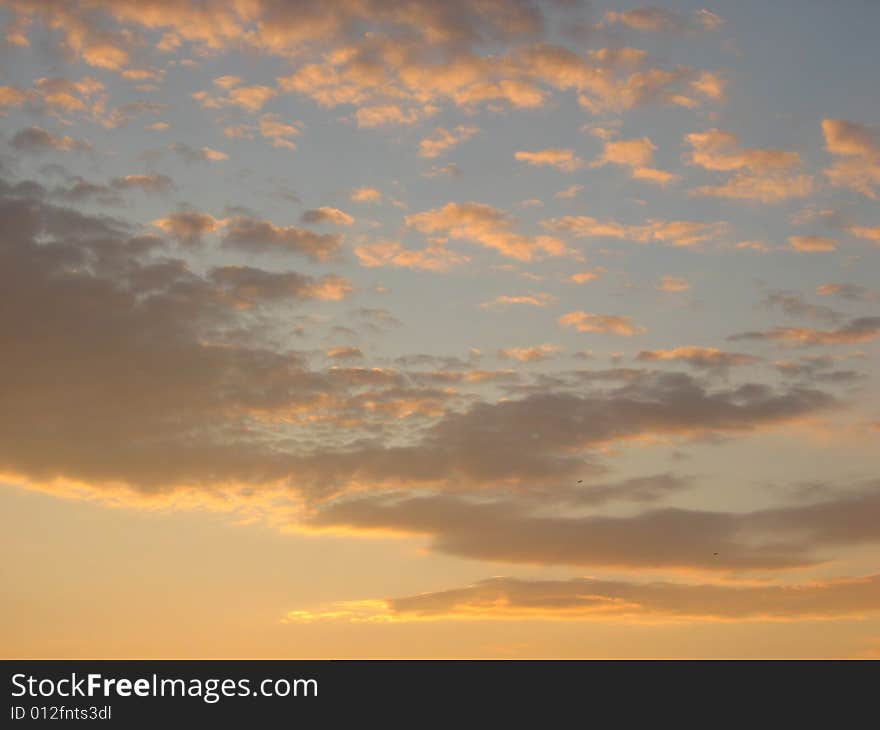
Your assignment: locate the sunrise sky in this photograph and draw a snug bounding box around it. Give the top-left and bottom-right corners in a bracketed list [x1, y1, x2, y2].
[1, 0, 879, 659]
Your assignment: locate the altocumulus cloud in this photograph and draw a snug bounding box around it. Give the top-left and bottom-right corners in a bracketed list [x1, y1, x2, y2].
[0, 174, 839, 506]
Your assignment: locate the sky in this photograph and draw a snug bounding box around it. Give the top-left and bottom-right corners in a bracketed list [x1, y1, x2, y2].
[1, 0, 879, 659]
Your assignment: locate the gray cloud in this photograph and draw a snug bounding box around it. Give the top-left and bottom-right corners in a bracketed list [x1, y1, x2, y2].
[761, 290, 842, 324]
[10, 126, 91, 153]
[0, 174, 844, 510]
[54, 173, 175, 205]
[729, 317, 880, 346]
[380, 573, 880, 621]
[222, 215, 342, 260]
[310, 479, 880, 572]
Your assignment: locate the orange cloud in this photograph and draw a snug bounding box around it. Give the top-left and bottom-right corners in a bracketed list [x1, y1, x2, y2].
[302, 207, 355, 227]
[555, 184, 584, 199]
[603, 7, 724, 33]
[498, 344, 562, 362]
[0, 85, 30, 108]
[637, 347, 759, 370]
[259, 113, 301, 149]
[419, 125, 479, 159]
[407, 203, 570, 261]
[788, 235, 837, 253]
[569, 269, 604, 284]
[821, 119, 880, 198]
[288, 572, 880, 624]
[355, 104, 438, 128]
[482, 294, 554, 309]
[848, 225, 880, 244]
[559, 311, 646, 336]
[593, 136, 678, 186]
[544, 215, 726, 248]
[153, 211, 223, 245]
[686, 129, 814, 203]
[515, 148, 583, 172]
[355, 240, 469, 272]
[350, 187, 382, 203]
[658, 276, 690, 292]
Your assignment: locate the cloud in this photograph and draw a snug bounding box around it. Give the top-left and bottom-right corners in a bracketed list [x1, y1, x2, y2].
[773, 355, 865, 385]
[686, 129, 800, 172]
[51, 172, 174, 206]
[156, 210, 343, 259]
[602, 7, 725, 34]
[222, 115, 302, 149]
[734, 240, 772, 253]
[10, 127, 91, 153]
[54, 177, 124, 206]
[559, 312, 646, 336]
[193, 84, 277, 112]
[301, 207, 355, 226]
[153, 211, 223, 246]
[481, 294, 554, 309]
[0, 175, 841, 507]
[223, 216, 342, 260]
[658, 275, 689, 292]
[686, 129, 814, 203]
[693, 174, 815, 204]
[602, 136, 655, 164]
[636, 347, 759, 371]
[822, 119, 880, 198]
[788, 235, 837, 253]
[419, 126, 479, 159]
[227, 85, 277, 111]
[515, 148, 583, 172]
[213, 75, 243, 90]
[100, 101, 166, 129]
[569, 269, 604, 284]
[761, 291, 842, 323]
[406, 203, 570, 261]
[555, 184, 584, 199]
[350, 307, 402, 331]
[7, 0, 723, 128]
[0, 85, 31, 108]
[112, 173, 175, 194]
[351, 187, 382, 203]
[0, 176, 367, 494]
[520, 44, 720, 114]
[355, 240, 469, 272]
[816, 283, 879, 302]
[592, 136, 678, 186]
[498, 344, 561, 362]
[259, 113, 301, 149]
[690, 70, 727, 101]
[354, 104, 438, 128]
[326, 346, 364, 361]
[4, 14, 30, 47]
[423, 163, 463, 178]
[729, 317, 880, 346]
[847, 224, 880, 245]
[168, 142, 228, 163]
[209, 266, 353, 306]
[630, 166, 679, 186]
[291, 572, 880, 623]
[290, 371, 837, 493]
[310, 478, 880, 573]
[543, 215, 726, 248]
